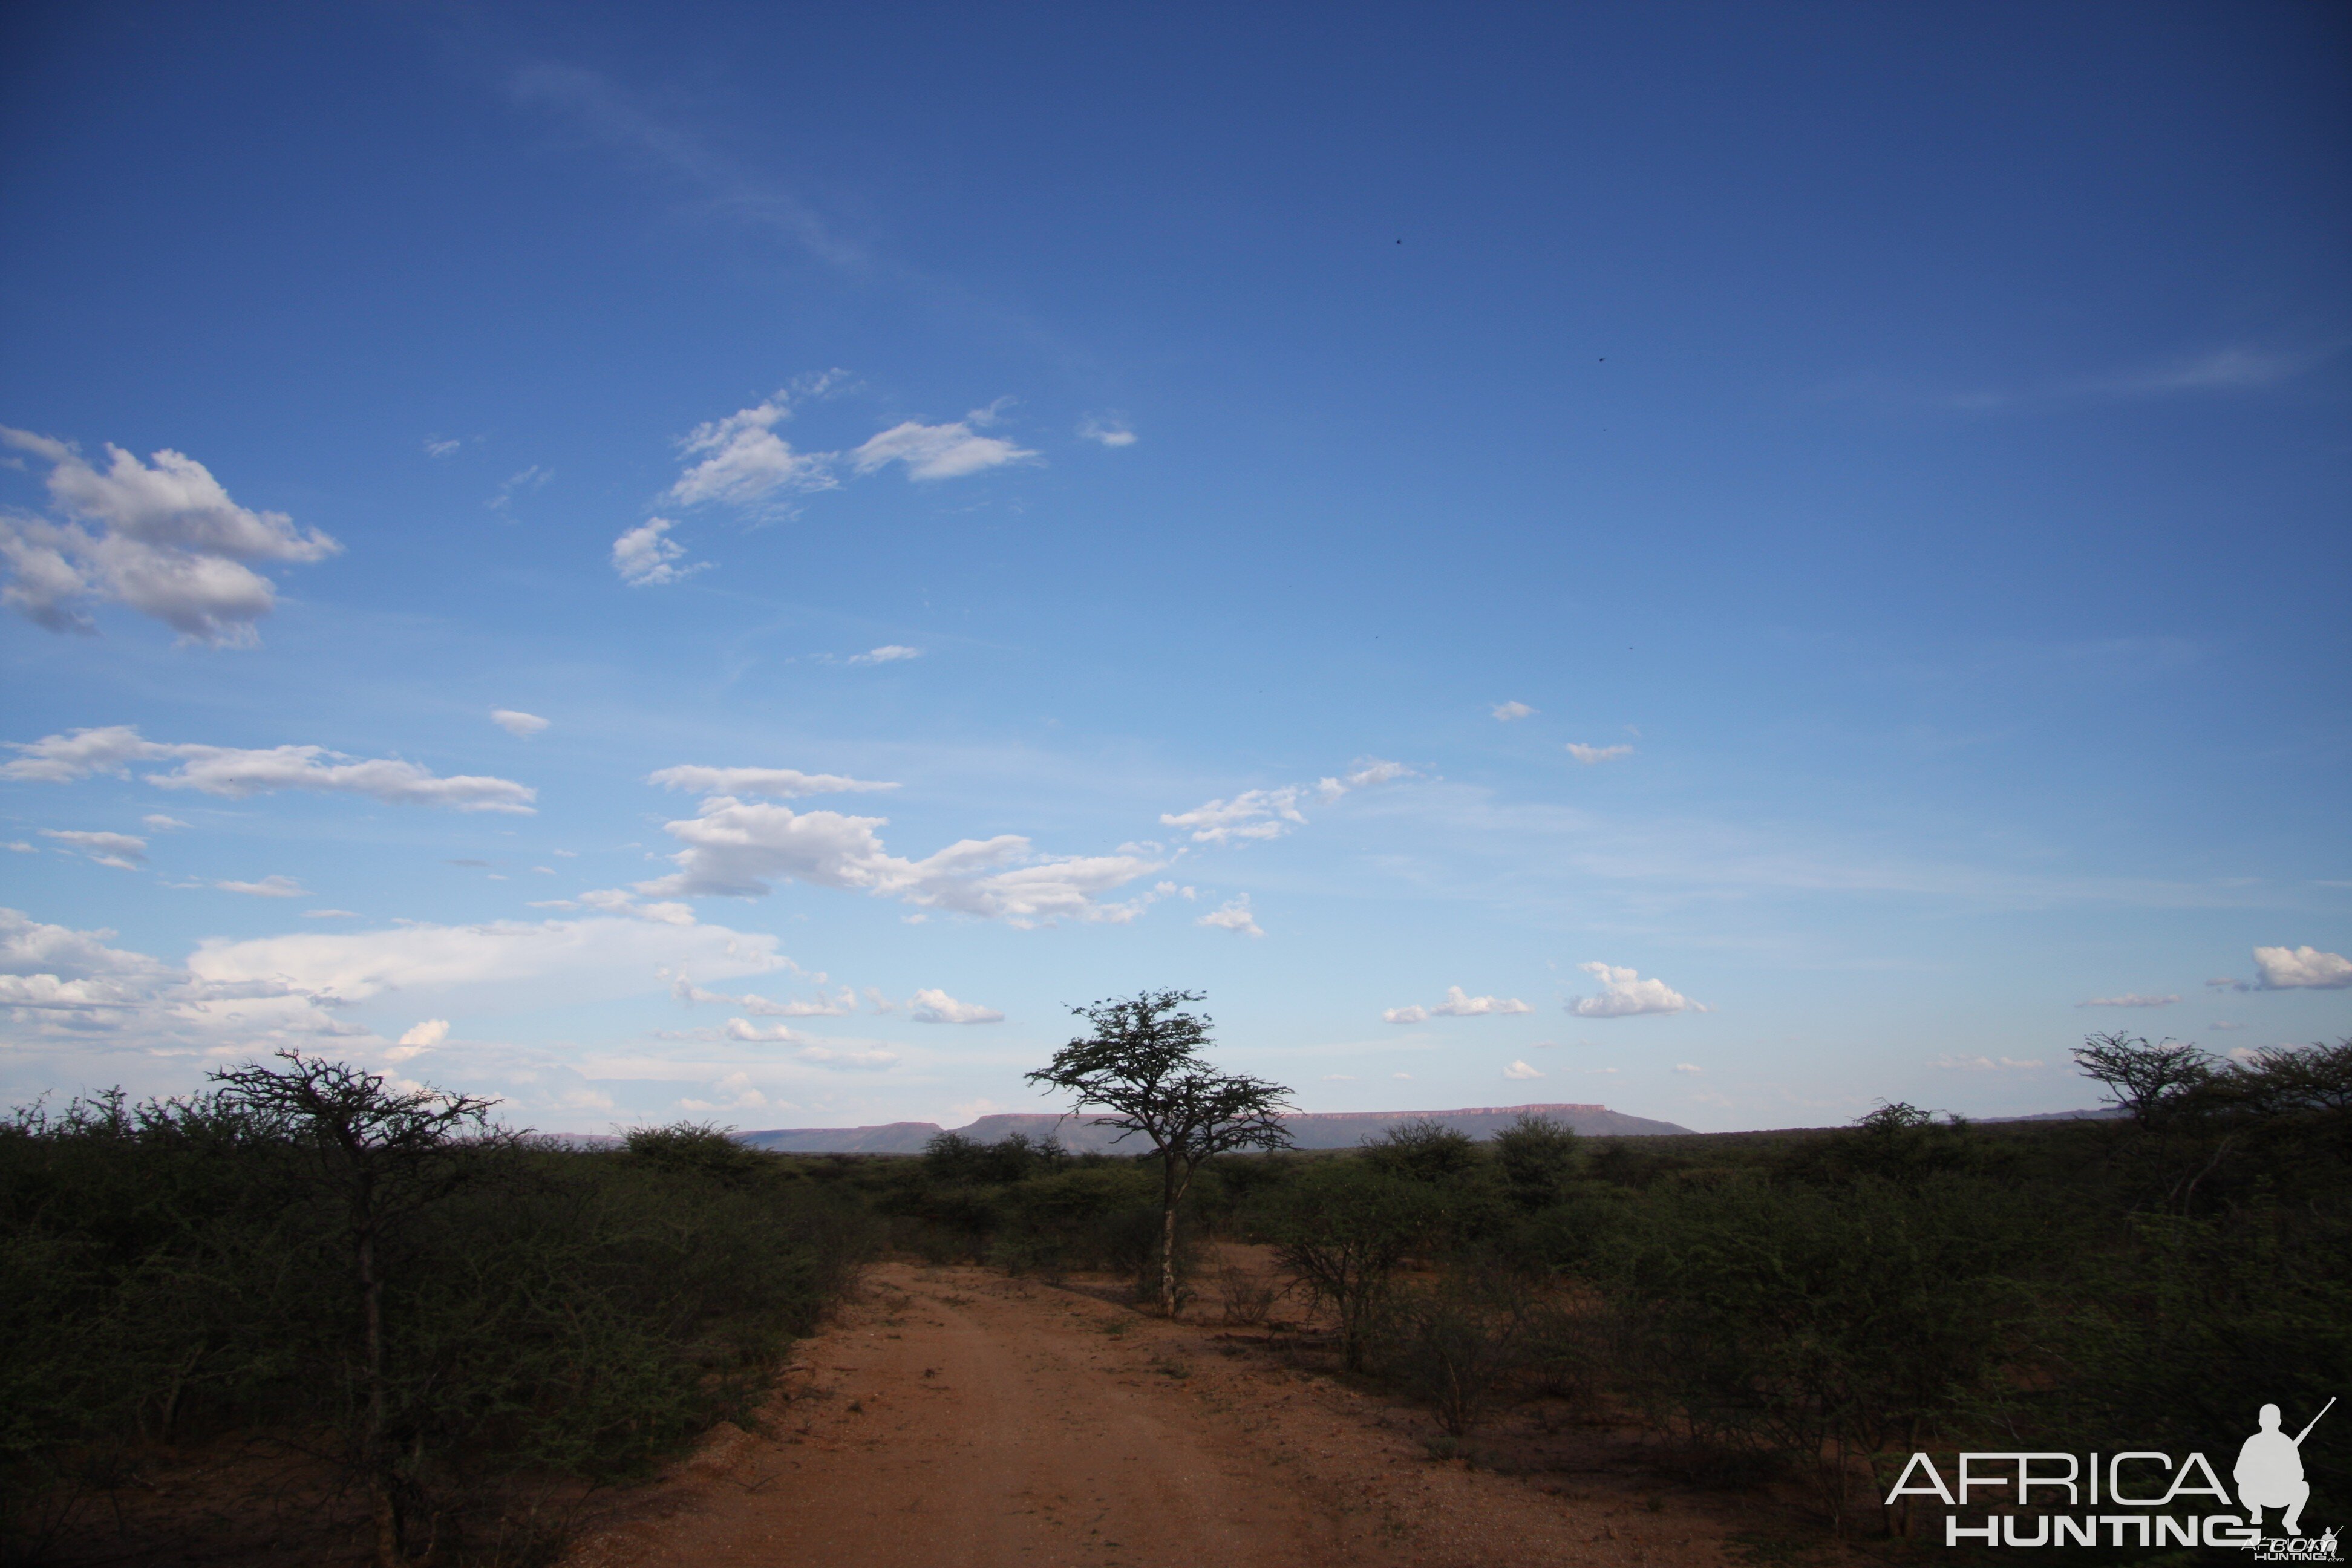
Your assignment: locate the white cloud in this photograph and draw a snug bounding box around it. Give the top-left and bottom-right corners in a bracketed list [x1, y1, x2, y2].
[645, 764, 898, 799]
[0, 906, 183, 1022]
[41, 829, 147, 869]
[2077, 993, 2180, 1008]
[1162, 758, 1414, 846]
[188, 911, 785, 1013]
[1934, 1055, 2045, 1071]
[1568, 962, 1705, 1019]
[1077, 416, 1137, 448]
[722, 1018, 802, 1043]
[1195, 895, 1265, 938]
[612, 517, 704, 587]
[3, 726, 535, 813]
[0, 428, 341, 645]
[491, 709, 550, 738]
[1433, 985, 1530, 1018]
[4, 841, 36, 854]
[551, 887, 701, 926]
[672, 975, 852, 1016]
[636, 795, 1157, 927]
[844, 645, 921, 666]
[1387, 986, 1530, 1022]
[217, 875, 305, 898]
[851, 415, 1037, 482]
[1671, 1063, 1702, 1074]
[909, 988, 1005, 1024]
[1162, 787, 1310, 845]
[304, 909, 359, 919]
[2252, 945, 2352, 990]
[397, 1019, 450, 1048]
[142, 814, 191, 831]
[1503, 1060, 1544, 1080]
[424, 437, 463, 459]
[668, 393, 835, 512]
[1322, 1074, 1357, 1082]
[1492, 701, 1535, 722]
[1567, 743, 1635, 765]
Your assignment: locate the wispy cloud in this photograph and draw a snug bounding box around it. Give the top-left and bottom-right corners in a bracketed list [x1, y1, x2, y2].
[646, 764, 897, 799]
[1934, 1054, 2044, 1071]
[672, 975, 852, 1016]
[2077, 993, 2179, 1008]
[1161, 758, 1415, 846]
[612, 518, 704, 587]
[1492, 701, 1535, 722]
[510, 64, 864, 269]
[653, 382, 1031, 535]
[1567, 742, 1633, 765]
[487, 465, 550, 512]
[4, 725, 536, 812]
[1384, 986, 1530, 1023]
[41, 828, 146, 869]
[491, 709, 550, 739]
[636, 786, 1160, 928]
[1077, 415, 1137, 448]
[844, 645, 921, 666]
[217, 875, 306, 898]
[851, 414, 1037, 482]
[1196, 895, 1264, 938]
[1946, 342, 2342, 412]
[667, 386, 838, 514]
[1503, 1060, 1543, 1080]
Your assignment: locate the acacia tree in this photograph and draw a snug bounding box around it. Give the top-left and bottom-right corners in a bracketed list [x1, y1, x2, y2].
[209, 1052, 506, 1568]
[1025, 990, 1292, 1316]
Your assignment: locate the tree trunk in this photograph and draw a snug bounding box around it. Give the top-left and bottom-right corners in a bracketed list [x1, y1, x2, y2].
[1158, 1162, 1191, 1318]
[359, 1225, 402, 1568]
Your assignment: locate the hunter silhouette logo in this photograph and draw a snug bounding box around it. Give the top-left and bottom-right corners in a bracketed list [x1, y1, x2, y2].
[1885, 1397, 2336, 1552]
[2240, 1399, 2330, 1537]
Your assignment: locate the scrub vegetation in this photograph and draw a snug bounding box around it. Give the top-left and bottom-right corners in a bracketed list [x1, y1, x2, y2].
[844, 1028, 2352, 1541]
[4, 1028, 2344, 1561]
[0, 1054, 878, 1566]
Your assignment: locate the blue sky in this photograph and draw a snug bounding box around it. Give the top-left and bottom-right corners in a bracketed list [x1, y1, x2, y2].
[2, 1, 2346, 1132]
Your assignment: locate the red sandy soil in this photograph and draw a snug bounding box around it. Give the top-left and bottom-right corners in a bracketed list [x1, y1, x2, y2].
[563, 1259, 1835, 1568]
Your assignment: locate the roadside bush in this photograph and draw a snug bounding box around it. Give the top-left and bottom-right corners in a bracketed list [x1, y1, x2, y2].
[0, 1063, 877, 1566]
[1267, 1162, 1434, 1372]
[1371, 1267, 1535, 1437]
[1214, 1257, 1282, 1326]
[1591, 1169, 2031, 1533]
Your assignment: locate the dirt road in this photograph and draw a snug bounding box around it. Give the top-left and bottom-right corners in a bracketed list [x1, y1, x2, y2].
[565, 1261, 1760, 1568]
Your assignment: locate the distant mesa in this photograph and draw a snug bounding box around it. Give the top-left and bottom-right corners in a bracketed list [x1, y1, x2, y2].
[737, 1102, 1693, 1155]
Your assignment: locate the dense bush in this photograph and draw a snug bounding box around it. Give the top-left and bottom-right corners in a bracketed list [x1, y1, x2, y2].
[0, 1057, 876, 1566]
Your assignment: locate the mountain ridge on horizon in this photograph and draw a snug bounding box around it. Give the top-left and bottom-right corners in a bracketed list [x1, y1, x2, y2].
[736, 1100, 1694, 1154]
